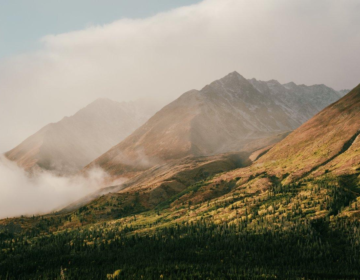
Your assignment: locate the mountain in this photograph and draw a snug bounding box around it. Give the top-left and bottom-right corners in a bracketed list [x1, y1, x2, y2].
[2, 83, 360, 280]
[61, 152, 251, 212]
[249, 79, 342, 125]
[253, 83, 360, 179]
[87, 72, 342, 176]
[5, 98, 158, 174]
[211, 83, 360, 184]
[338, 89, 351, 97]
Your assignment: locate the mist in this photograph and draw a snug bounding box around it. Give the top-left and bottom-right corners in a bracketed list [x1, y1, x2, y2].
[0, 155, 121, 219]
[1, 0, 359, 153]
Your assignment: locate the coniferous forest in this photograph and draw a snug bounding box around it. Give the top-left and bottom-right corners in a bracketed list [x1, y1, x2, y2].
[1, 175, 360, 279]
[1, 218, 360, 279]
[1, 0, 360, 279]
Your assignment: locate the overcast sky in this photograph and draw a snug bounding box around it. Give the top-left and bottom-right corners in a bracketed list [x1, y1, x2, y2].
[1, 0, 360, 153]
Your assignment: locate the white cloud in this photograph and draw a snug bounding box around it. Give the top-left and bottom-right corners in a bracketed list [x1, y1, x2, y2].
[0, 155, 117, 219]
[0, 0, 359, 153]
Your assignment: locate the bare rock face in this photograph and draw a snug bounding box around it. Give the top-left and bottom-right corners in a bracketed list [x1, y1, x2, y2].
[249, 79, 342, 125]
[87, 72, 342, 176]
[5, 99, 158, 175]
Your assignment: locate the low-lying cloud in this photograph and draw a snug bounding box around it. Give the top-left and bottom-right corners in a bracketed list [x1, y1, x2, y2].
[0, 155, 118, 219]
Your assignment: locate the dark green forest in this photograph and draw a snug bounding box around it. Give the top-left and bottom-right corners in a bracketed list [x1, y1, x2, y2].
[1, 217, 360, 279]
[1, 174, 360, 279]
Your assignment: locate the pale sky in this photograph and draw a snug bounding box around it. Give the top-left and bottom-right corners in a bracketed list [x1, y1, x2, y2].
[1, 0, 360, 153]
[0, 0, 202, 59]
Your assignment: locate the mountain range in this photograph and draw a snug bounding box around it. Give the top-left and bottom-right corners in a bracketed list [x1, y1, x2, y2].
[208, 83, 360, 186]
[1, 72, 359, 279]
[5, 99, 159, 174]
[72, 81, 360, 220]
[6, 71, 347, 178]
[86, 72, 345, 177]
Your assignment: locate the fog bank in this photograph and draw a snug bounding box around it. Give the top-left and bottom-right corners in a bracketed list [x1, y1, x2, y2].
[0, 155, 116, 219]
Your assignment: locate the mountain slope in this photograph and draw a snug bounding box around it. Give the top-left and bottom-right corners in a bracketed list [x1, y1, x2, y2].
[1, 83, 359, 280]
[87, 72, 341, 176]
[249, 79, 342, 125]
[218, 83, 360, 183]
[62, 152, 251, 213]
[5, 99, 158, 174]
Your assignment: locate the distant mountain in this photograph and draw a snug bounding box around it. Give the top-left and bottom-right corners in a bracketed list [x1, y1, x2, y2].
[5, 98, 158, 174]
[338, 89, 351, 97]
[249, 79, 342, 125]
[87, 72, 342, 176]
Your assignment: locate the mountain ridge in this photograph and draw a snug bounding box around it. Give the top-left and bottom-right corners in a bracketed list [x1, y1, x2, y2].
[209, 83, 360, 185]
[86, 71, 344, 177]
[5, 98, 159, 174]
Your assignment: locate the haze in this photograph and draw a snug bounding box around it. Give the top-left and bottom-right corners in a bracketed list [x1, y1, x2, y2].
[1, 0, 359, 153]
[0, 155, 117, 219]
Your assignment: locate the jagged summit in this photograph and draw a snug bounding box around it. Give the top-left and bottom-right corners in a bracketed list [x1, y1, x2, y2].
[201, 71, 249, 92]
[283, 81, 297, 89]
[217, 71, 248, 83]
[266, 79, 282, 85]
[7, 71, 346, 177]
[222, 70, 244, 79]
[85, 72, 343, 177]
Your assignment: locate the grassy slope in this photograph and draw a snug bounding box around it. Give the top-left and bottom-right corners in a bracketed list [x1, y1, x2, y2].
[1, 85, 360, 279]
[1, 171, 360, 279]
[252, 84, 360, 180]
